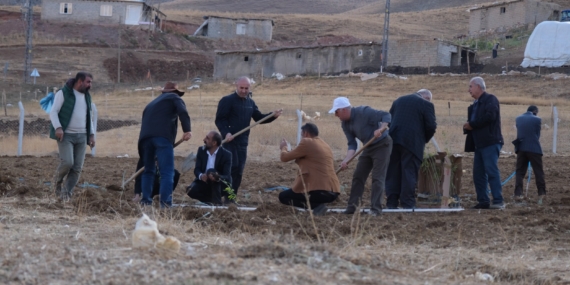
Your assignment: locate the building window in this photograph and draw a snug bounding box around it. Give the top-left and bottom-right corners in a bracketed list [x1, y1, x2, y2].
[500, 7, 506, 14]
[296, 53, 302, 59]
[59, 3, 72, 14]
[358, 50, 363, 56]
[244, 56, 249, 62]
[236, 23, 246, 35]
[100, 5, 113, 17]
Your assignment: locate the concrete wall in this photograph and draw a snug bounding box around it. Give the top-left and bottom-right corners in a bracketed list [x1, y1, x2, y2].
[469, 0, 560, 34]
[388, 40, 460, 67]
[206, 17, 273, 41]
[214, 44, 382, 79]
[41, 0, 151, 25]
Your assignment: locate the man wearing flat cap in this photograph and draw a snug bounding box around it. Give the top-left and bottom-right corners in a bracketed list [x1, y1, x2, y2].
[330, 97, 391, 216]
[138, 82, 191, 207]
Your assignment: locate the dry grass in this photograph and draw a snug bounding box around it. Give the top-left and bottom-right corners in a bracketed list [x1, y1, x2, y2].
[2, 74, 569, 157]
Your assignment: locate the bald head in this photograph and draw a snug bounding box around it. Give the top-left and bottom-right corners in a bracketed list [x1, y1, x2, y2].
[417, 89, 432, 102]
[235, 76, 251, 98]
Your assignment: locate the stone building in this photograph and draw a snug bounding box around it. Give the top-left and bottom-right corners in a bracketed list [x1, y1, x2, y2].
[388, 39, 476, 68]
[213, 43, 382, 79]
[193, 16, 274, 41]
[41, 0, 165, 28]
[469, 0, 561, 35]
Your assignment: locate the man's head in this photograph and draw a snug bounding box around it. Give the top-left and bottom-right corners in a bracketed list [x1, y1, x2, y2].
[329, 97, 352, 121]
[74, 72, 93, 93]
[235, 76, 251, 98]
[527, 105, 539, 115]
[417, 89, 432, 102]
[469, 76, 486, 99]
[301, 123, 319, 138]
[204, 131, 222, 150]
[162, 82, 185, 96]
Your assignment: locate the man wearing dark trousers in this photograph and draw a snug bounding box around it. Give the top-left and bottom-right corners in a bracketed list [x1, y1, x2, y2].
[132, 158, 181, 202]
[138, 82, 191, 207]
[463, 77, 505, 209]
[331, 97, 391, 216]
[386, 89, 437, 209]
[278, 123, 340, 216]
[514, 105, 546, 204]
[186, 131, 232, 205]
[215, 76, 282, 201]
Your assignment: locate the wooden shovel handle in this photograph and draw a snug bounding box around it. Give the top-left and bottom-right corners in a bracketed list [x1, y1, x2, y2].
[222, 112, 275, 144]
[336, 128, 388, 174]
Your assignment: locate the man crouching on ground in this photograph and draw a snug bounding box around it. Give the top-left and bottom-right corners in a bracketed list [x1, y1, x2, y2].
[278, 123, 340, 216]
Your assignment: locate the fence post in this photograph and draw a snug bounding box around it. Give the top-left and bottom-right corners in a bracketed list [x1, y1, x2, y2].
[18, 101, 24, 156]
[552, 106, 558, 154]
[296, 109, 302, 145]
[91, 103, 98, 157]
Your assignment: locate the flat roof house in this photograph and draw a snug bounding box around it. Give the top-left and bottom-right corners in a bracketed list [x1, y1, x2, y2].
[193, 16, 274, 41]
[469, 0, 561, 34]
[388, 39, 476, 68]
[41, 0, 165, 28]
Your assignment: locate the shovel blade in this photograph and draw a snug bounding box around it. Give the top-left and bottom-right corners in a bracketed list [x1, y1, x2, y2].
[180, 152, 197, 173]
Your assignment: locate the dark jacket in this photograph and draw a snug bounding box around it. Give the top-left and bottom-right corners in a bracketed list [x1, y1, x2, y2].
[193, 146, 232, 184]
[215, 92, 275, 145]
[389, 93, 437, 160]
[49, 78, 92, 143]
[341, 106, 391, 150]
[138, 92, 191, 145]
[515, 111, 542, 155]
[464, 92, 504, 152]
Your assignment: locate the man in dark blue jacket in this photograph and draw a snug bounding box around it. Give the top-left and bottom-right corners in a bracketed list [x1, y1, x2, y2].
[514, 105, 546, 203]
[138, 82, 191, 207]
[215, 76, 282, 201]
[463, 77, 504, 209]
[386, 89, 437, 209]
[187, 131, 232, 205]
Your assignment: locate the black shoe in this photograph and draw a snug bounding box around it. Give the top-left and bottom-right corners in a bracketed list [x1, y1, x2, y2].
[369, 210, 381, 216]
[343, 208, 355, 215]
[312, 204, 328, 216]
[472, 203, 490, 209]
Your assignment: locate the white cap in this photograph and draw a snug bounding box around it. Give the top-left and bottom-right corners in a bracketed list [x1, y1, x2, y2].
[329, 97, 351, 114]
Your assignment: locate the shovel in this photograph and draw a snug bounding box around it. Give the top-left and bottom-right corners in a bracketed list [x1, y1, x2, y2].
[179, 111, 276, 173]
[121, 138, 186, 189]
[336, 127, 389, 175]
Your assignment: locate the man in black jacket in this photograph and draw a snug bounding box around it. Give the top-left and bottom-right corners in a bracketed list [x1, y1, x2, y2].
[514, 105, 546, 203]
[187, 131, 232, 205]
[386, 89, 437, 209]
[215, 76, 282, 200]
[138, 82, 191, 207]
[463, 77, 505, 209]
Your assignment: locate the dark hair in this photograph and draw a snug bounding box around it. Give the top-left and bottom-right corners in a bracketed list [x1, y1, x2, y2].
[211, 131, 222, 146]
[301, 123, 319, 136]
[75, 72, 93, 82]
[527, 105, 538, 114]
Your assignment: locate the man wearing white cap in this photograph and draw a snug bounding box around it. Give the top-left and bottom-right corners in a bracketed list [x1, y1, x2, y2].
[330, 97, 392, 216]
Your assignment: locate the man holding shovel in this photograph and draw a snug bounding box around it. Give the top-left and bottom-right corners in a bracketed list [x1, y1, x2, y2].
[215, 76, 282, 202]
[331, 97, 391, 216]
[138, 82, 191, 207]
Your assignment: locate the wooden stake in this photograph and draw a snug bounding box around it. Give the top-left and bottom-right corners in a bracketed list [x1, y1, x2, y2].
[2, 90, 6, 116]
[467, 55, 471, 75]
[506, 61, 508, 73]
[318, 62, 321, 78]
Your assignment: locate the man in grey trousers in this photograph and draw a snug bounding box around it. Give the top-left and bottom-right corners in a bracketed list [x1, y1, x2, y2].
[513, 105, 546, 204]
[330, 97, 392, 216]
[49, 72, 95, 201]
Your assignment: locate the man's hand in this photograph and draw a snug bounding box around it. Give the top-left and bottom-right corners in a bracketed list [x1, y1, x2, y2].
[374, 126, 388, 138]
[208, 173, 220, 182]
[200, 173, 208, 182]
[339, 160, 349, 170]
[463, 122, 473, 131]
[279, 138, 288, 150]
[88, 134, 96, 149]
[183, 132, 192, 141]
[225, 133, 233, 142]
[55, 127, 64, 141]
[273, 109, 283, 118]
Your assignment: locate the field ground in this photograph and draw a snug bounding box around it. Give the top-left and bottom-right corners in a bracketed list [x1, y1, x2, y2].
[1, 73, 570, 283]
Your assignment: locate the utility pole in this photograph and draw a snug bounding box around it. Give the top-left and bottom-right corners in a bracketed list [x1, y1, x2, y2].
[117, 15, 121, 84]
[380, 0, 390, 72]
[22, 0, 33, 84]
